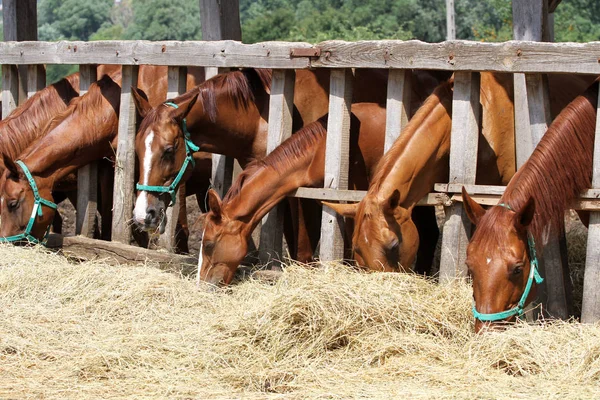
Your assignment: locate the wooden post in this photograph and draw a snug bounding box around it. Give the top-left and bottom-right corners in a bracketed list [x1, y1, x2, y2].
[582, 81, 600, 323]
[26, 65, 46, 98]
[446, 0, 456, 40]
[112, 65, 140, 244]
[513, 0, 570, 319]
[159, 66, 188, 252]
[2, 65, 19, 117]
[319, 69, 353, 261]
[259, 69, 296, 265]
[3, 0, 37, 105]
[439, 72, 480, 282]
[385, 69, 411, 152]
[76, 65, 99, 237]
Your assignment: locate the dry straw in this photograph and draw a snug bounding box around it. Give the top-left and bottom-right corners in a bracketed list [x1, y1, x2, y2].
[0, 245, 599, 399]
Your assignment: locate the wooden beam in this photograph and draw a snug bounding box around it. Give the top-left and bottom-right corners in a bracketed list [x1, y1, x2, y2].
[26, 65, 46, 98]
[259, 69, 296, 265]
[319, 69, 353, 261]
[159, 66, 188, 252]
[199, 0, 241, 41]
[76, 65, 99, 238]
[2, 65, 19, 118]
[548, 0, 562, 13]
[582, 81, 600, 323]
[446, 0, 456, 40]
[439, 71, 480, 282]
[385, 69, 411, 153]
[112, 65, 140, 244]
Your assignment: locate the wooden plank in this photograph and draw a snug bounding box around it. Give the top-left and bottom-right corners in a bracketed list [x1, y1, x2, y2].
[438, 183, 600, 200]
[385, 69, 411, 152]
[76, 65, 99, 238]
[259, 69, 295, 265]
[582, 81, 600, 323]
[158, 66, 188, 252]
[112, 65, 140, 244]
[0, 41, 599, 74]
[319, 69, 353, 261]
[512, 0, 546, 42]
[2, 65, 19, 118]
[446, 0, 456, 40]
[290, 187, 452, 206]
[199, 0, 241, 41]
[0, 41, 312, 69]
[439, 71, 480, 283]
[26, 64, 46, 98]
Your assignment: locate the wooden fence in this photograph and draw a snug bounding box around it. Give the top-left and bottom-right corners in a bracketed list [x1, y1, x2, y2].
[2, 39, 600, 322]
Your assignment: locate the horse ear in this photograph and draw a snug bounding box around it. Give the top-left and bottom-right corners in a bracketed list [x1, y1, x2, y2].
[207, 189, 223, 219]
[2, 154, 20, 181]
[515, 196, 535, 228]
[169, 93, 198, 122]
[322, 201, 358, 219]
[386, 189, 400, 210]
[131, 87, 152, 119]
[462, 187, 486, 225]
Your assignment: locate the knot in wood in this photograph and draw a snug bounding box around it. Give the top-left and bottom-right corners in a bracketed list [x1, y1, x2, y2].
[516, 49, 523, 57]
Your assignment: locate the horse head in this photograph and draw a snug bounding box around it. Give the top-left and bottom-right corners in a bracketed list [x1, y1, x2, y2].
[462, 187, 539, 333]
[132, 88, 198, 233]
[323, 188, 419, 272]
[195, 189, 249, 286]
[0, 154, 56, 244]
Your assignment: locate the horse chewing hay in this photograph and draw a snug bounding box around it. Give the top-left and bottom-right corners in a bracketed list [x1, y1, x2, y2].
[0, 245, 599, 398]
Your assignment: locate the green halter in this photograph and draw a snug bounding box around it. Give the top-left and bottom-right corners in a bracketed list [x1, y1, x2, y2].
[135, 102, 199, 205]
[0, 160, 57, 245]
[471, 202, 544, 322]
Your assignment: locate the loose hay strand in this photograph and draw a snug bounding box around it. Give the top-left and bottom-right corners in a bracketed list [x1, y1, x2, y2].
[0, 245, 599, 399]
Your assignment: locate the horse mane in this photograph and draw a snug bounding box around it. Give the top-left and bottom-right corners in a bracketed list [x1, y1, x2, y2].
[0, 74, 79, 161]
[368, 78, 453, 194]
[479, 80, 598, 245]
[139, 87, 201, 135]
[223, 117, 327, 203]
[198, 68, 273, 123]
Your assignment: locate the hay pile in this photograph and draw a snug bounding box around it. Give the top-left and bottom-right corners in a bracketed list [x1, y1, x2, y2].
[1, 245, 599, 399]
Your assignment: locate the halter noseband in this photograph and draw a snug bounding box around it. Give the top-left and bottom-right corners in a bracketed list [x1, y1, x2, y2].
[135, 102, 199, 206]
[471, 202, 544, 322]
[0, 160, 57, 245]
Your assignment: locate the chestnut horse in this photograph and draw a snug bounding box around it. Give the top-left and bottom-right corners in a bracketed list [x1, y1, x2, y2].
[462, 79, 598, 332]
[131, 68, 449, 262]
[323, 73, 594, 272]
[0, 66, 204, 244]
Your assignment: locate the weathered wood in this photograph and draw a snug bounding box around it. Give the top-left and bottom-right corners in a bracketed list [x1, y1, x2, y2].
[112, 65, 140, 244]
[446, 0, 456, 40]
[2, 65, 19, 117]
[548, 0, 562, 13]
[582, 81, 600, 323]
[76, 65, 99, 238]
[512, 0, 547, 42]
[26, 65, 46, 98]
[0, 40, 599, 74]
[259, 69, 296, 265]
[385, 69, 411, 152]
[290, 187, 452, 206]
[439, 72, 480, 282]
[200, 0, 242, 41]
[320, 69, 353, 261]
[46, 234, 197, 275]
[159, 66, 188, 252]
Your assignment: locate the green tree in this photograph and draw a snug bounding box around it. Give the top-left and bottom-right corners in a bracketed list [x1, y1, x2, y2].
[39, 0, 113, 40]
[124, 0, 201, 40]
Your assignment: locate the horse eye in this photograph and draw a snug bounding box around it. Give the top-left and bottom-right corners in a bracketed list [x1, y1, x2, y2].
[8, 200, 18, 211]
[203, 241, 215, 253]
[163, 146, 175, 159]
[512, 264, 524, 276]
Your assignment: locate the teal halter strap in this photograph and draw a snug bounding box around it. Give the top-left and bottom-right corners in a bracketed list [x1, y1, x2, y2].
[471, 202, 544, 322]
[135, 102, 200, 205]
[0, 160, 57, 245]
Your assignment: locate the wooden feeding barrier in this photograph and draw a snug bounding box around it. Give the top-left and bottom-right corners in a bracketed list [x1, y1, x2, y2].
[1, 37, 600, 320]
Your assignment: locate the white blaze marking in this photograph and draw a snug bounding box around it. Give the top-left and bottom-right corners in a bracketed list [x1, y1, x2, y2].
[196, 226, 207, 285]
[486, 257, 492, 265]
[133, 131, 155, 223]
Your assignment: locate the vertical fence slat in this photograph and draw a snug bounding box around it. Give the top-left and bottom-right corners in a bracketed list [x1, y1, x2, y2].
[76, 65, 99, 237]
[206, 67, 234, 198]
[26, 65, 45, 98]
[2, 64, 19, 118]
[259, 69, 296, 265]
[159, 66, 188, 252]
[581, 81, 600, 323]
[439, 71, 480, 282]
[385, 69, 411, 153]
[319, 68, 354, 261]
[112, 65, 140, 244]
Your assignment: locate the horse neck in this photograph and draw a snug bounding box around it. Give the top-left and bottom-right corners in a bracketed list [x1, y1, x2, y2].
[19, 99, 118, 189]
[370, 85, 453, 209]
[0, 79, 78, 168]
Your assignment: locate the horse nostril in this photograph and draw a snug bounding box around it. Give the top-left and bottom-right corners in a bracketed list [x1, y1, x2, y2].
[145, 207, 157, 224]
